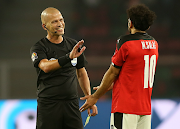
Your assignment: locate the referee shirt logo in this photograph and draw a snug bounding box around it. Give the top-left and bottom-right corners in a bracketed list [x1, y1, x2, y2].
[71, 58, 77, 66]
[31, 52, 38, 62]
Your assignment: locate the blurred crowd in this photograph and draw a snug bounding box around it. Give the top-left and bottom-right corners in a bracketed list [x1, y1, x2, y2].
[0, 0, 180, 99]
[69, 0, 180, 99]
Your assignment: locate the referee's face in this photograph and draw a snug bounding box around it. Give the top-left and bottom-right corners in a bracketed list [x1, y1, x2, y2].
[47, 11, 65, 36]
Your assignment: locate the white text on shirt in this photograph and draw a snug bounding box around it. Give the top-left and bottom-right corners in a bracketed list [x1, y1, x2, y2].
[141, 41, 156, 49]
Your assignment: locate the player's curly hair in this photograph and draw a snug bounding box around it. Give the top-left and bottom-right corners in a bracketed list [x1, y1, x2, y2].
[127, 4, 156, 31]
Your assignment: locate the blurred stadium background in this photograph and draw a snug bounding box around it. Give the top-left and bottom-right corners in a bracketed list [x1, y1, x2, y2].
[0, 0, 180, 129]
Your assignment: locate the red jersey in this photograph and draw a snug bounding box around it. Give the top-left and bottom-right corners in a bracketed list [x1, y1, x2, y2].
[111, 32, 158, 115]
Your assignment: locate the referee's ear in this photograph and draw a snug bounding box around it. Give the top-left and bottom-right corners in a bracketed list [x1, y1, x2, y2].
[42, 24, 47, 30]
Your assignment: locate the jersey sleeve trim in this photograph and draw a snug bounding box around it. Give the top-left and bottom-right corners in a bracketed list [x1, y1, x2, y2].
[111, 62, 122, 69]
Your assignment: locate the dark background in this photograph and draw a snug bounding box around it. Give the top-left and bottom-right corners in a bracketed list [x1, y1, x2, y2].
[0, 0, 180, 99]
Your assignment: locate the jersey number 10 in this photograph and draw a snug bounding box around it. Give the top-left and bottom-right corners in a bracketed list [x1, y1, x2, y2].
[144, 55, 156, 88]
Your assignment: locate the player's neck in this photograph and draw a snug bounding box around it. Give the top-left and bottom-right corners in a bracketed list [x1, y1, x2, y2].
[46, 34, 63, 44]
[130, 28, 146, 34]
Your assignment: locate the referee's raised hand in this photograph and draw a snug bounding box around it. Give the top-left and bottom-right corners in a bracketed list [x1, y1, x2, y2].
[69, 40, 86, 59]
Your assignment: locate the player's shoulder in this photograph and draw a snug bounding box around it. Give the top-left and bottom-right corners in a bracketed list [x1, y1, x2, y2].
[117, 34, 131, 42]
[116, 34, 132, 50]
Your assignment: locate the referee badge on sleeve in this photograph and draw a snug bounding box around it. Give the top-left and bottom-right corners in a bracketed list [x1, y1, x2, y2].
[31, 52, 38, 62]
[71, 58, 77, 66]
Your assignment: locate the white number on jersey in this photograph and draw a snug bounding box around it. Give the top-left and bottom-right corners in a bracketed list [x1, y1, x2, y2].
[144, 55, 156, 88]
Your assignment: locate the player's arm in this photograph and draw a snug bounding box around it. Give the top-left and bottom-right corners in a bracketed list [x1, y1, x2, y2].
[76, 67, 98, 116]
[39, 40, 86, 73]
[93, 83, 114, 91]
[93, 65, 120, 99]
[79, 64, 120, 112]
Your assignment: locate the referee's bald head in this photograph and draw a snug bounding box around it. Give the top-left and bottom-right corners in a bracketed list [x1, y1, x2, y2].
[41, 7, 62, 24]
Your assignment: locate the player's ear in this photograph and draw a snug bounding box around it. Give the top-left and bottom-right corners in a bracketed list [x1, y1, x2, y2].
[128, 18, 133, 28]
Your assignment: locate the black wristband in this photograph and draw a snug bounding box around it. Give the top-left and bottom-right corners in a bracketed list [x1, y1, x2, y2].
[58, 53, 72, 67]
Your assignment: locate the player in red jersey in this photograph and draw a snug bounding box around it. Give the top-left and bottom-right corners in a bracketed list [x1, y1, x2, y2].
[80, 4, 157, 129]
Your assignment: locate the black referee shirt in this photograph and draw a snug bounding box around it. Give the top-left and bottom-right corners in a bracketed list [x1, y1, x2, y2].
[30, 36, 87, 100]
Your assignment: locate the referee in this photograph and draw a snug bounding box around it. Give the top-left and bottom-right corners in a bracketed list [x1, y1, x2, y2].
[30, 7, 98, 129]
[80, 4, 158, 129]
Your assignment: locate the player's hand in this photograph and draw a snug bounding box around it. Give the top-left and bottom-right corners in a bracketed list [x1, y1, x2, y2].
[69, 40, 86, 59]
[93, 86, 100, 91]
[93, 84, 113, 91]
[79, 95, 98, 112]
[87, 104, 98, 116]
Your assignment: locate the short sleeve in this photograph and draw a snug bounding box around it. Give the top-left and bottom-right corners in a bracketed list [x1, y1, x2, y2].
[111, 39, 128, 68]
[76, 53, 88, 69]
[30, 43, 47, 68]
